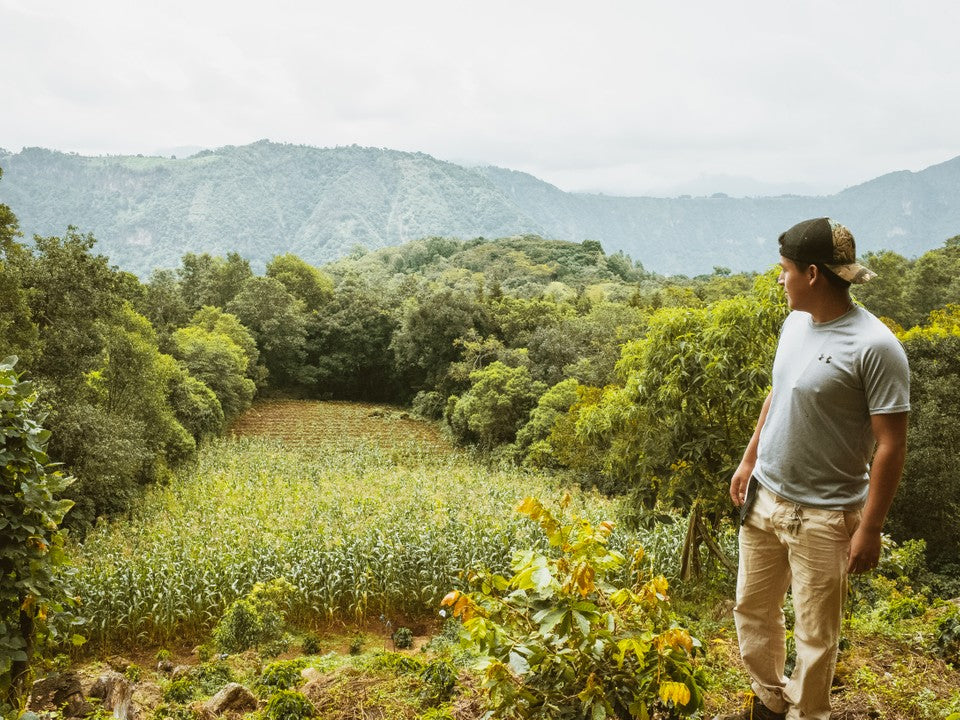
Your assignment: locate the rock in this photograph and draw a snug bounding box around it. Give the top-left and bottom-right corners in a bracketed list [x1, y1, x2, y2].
[106, 656, 132, 673]
[89, 670, 133, 720]
[171, 665, 193, 681]
[131, 681, 164, 720]
[202, 683, 258, 716]
[29, 671, 93, 717]
[156, 659, 175, 674]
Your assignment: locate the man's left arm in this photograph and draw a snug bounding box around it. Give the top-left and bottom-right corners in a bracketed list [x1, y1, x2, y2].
[847, 411, 909, 574]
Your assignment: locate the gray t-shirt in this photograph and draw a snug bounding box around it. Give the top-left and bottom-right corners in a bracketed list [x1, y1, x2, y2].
[755, 305, 910, 510]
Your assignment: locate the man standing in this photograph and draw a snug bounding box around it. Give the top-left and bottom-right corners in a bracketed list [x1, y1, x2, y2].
[727, 218, 910, 720]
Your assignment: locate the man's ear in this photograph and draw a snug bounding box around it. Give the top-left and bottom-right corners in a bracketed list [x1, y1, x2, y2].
[807, 263, 820, 284]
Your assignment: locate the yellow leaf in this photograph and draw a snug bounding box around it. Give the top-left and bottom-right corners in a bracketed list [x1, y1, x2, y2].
[654, 628, 694, 654]
[516, 497, 541, 517]
[658, 681, 690, 706]
[440, 590, 459, 607]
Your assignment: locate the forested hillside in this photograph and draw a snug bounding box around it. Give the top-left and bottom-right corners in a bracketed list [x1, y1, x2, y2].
[2, 143, 959, 276]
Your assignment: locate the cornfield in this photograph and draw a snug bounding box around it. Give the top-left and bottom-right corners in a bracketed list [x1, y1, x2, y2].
[66, 402, 689, 646]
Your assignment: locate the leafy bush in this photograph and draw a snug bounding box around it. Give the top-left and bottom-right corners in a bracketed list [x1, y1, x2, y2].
[349, 634, 364, 655]
[192, 661, 233, 696]
[419, 658, 458, 704]
[936, 611, 960, 664]
[442, 496, 705, 719]
[255, 658, 308, 696]
[163, 678, 196, 704]
[411, 390, 445, 419]
[263, 689, 316, 720]
[151, 703, 198, 720]
[0, 357, 77, 712]
[212, 578, 294, 653]
[447, 362, 545, 448]
[365, 651, 424, 675]
[392, 626, 414, 649]
[301, 633, 322, 655]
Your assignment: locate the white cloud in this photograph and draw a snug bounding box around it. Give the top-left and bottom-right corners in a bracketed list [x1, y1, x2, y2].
[2, 0, 959, 195]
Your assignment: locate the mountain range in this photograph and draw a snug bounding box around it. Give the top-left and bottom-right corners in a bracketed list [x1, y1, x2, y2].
[1, 140, 958, 277]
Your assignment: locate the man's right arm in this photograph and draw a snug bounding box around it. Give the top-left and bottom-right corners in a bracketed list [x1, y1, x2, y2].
[730, 392, 772, 507]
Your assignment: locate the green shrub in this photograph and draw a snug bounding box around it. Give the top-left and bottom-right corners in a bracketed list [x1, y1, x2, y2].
[412, 390, 445, 419]
[442, 496, 705, 719]
[255, 658, 308, 696]
[419, 658, 458, 704]
[163, 678, 196, 704]
[192, 661, 233, 696]
[349, 634, 364, 655]
[213, 578, 294, 653]
[365, 651, 424, 675]
[263, 690, 316, 720]
[301, 633, 322, 655]
[262, 632, 294, 658]
[392, 627, 414, 649]
[936, 611, 960, 664]
[151, 703, 198, 720]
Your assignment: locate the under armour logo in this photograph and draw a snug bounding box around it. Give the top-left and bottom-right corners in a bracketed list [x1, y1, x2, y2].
[818, 354, 832, 364]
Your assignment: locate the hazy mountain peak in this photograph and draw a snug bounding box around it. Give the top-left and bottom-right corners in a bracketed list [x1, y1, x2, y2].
[1, 142, 957, 277]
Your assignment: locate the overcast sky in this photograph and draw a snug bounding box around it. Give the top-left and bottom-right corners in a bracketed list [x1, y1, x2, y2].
[3, 0, 959, 197]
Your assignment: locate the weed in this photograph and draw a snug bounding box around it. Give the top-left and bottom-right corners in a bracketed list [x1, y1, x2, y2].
[263, 689, 316, 720]
[301, 633, 322, 655]
[392, 627, 414, 649]
[349, 633, 364, 655]
[255, 658, 309, 696]
[163, 678, 196, 704]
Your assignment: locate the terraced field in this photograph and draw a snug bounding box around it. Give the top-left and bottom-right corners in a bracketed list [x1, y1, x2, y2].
[229, 400, 451, 456]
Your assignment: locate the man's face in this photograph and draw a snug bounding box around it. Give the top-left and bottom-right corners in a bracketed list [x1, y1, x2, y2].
[778, 256, 811, 311]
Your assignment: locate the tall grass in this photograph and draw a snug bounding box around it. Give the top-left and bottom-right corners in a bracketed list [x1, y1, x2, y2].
[67, 432, 689, 647]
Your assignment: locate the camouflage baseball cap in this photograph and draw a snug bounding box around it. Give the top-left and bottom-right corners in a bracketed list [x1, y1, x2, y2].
[778, 217, 877, 284]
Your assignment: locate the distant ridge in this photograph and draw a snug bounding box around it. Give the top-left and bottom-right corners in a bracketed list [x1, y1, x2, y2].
[1, 141, 958, 276]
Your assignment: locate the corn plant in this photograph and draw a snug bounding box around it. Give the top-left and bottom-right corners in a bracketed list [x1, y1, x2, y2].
[65, 407, 689, 648]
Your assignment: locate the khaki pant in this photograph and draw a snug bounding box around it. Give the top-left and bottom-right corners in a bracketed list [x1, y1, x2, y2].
[733, 484, 861, 720]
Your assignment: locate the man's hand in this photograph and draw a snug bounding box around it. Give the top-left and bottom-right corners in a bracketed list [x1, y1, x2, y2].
[730, 460, 752, 507]
[847, 525, 882, 574]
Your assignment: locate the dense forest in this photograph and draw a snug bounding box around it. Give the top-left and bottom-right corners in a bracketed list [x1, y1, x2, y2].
[3, 162, 960, 717]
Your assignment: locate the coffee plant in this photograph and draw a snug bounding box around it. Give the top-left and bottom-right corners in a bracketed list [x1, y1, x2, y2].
[442, 495, 705, 719]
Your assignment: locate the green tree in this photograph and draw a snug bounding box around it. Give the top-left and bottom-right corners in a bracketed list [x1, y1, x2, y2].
[887, 307, 960, 569]
[514, 378, 580, 466]
[178, 252, 253, 310]
[852, 250, 911, 326]
[391, 285, 491, 397]
[61, 305, 195, 525]
[1, 358, 76, 713]
[189, 306, 266, 387]
[902, 237, 960, 327]
[266, 253, 335, 312]
[17, 228, 124, 399]
[171, 325, 256, 423]
[160, 354, 224, 442]
[308, 275, 398, 400]
[138, 268, 191, 346]
[0, 194, 39, 366]
[227, 276, 313, 389]
[447, 361, 545, 448]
